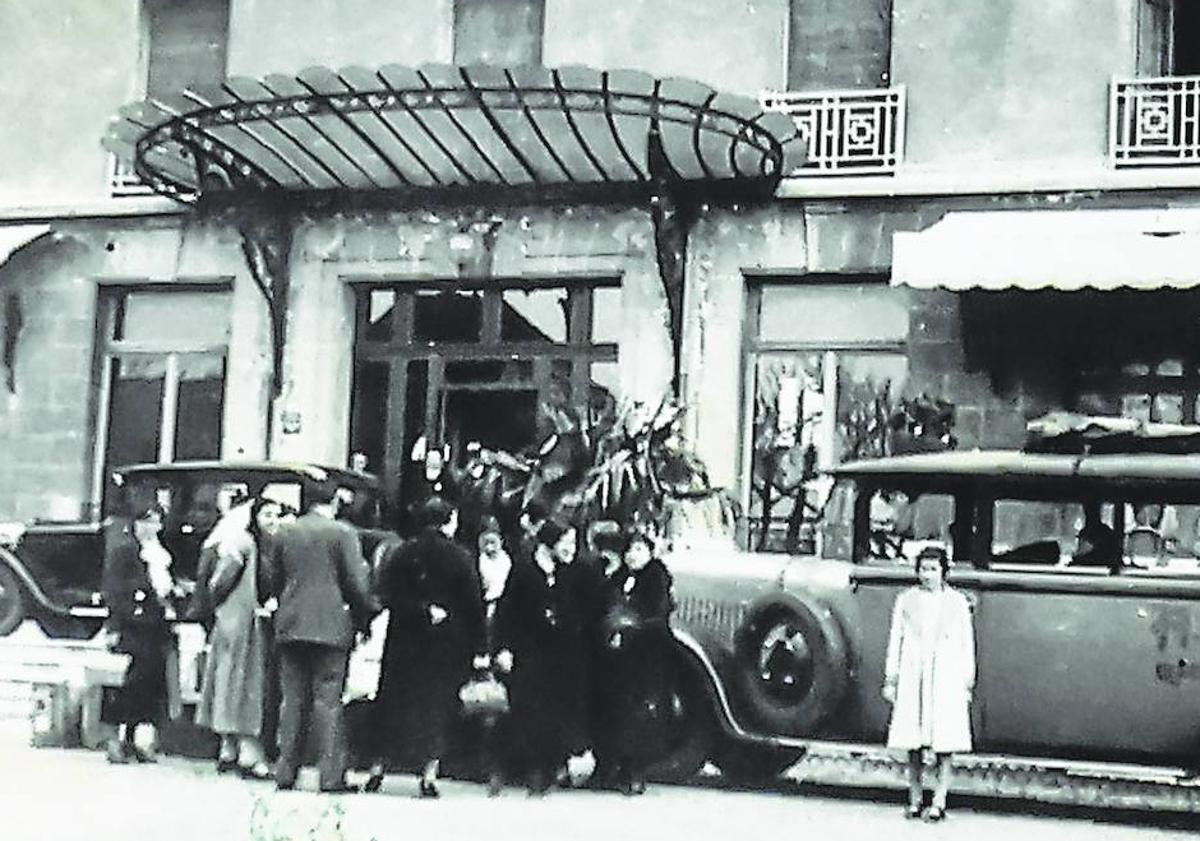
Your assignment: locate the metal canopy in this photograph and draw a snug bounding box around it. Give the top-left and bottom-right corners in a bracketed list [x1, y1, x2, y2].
[104, 64, 806, 204]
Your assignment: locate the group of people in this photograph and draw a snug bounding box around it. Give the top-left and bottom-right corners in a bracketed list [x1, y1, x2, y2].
[99, 477, 678, 799]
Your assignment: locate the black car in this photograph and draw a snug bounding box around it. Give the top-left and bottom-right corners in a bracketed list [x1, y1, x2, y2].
[0, 461, 398, 638]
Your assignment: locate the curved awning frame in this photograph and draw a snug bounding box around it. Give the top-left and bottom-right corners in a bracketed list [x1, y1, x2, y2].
[108, 65, 805, 205]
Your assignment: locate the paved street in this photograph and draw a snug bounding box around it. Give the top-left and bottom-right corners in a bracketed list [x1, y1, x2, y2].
[1, 722, 1195, 841]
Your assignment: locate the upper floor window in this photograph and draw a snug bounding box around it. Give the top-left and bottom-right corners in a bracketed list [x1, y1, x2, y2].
[144, 0, 230, 99]
[1137, 0, 1200, 77]
[452, 0, 545, 65]
[786, 0, 892, 90]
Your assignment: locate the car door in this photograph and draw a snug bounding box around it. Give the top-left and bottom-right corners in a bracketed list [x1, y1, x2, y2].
[964, 495, 1200, 761]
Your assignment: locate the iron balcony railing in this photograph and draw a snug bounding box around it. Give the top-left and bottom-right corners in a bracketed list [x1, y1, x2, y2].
[106, 153, 154, 198]
[1111, 75, 1200, 168]
[761, 86, 905, 176]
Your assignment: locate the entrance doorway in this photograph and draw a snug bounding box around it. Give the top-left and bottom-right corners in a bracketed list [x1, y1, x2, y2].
[350, 279, 621, 529]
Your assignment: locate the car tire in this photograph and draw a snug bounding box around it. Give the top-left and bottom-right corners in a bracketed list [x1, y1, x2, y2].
[0, 564, 26, 637]
[713, 741, 806, 785]
[733, 594, 849, 736]
[643, 655, 715, 784]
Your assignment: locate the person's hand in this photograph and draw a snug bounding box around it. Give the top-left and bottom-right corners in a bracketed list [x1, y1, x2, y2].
[262, 597, 279, 614]
[495, 649, 514, 673]
[472, 653, 491, 671]
[103, 630, 120, 652]
[881, 682, 897, 704]
[608, 631, 623, 650]
[429, 604, 448, 625]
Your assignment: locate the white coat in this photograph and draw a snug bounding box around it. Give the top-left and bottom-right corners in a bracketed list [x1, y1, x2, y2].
[884, 585, 975, 754]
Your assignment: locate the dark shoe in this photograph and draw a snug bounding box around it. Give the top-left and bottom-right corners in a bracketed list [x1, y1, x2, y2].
[418, 780, 440, 799]
[239, 763, 273, 781]
[925, 806, 946, 822]
[487, 773, 503, 798]
[275, 780, 296, 792]
[319, 782, 361, 795]
[105, 740, 133, 765]
[216, 758, 239, 775]
[904, 805, 923, 820]
[526, 769, 550, 797]
[131, 746, 158, 764]
[363, 770, 384, 793]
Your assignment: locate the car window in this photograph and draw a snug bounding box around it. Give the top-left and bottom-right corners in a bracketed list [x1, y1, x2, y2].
[1120, 503, 1200, 575]
[863, 488, 956, 566]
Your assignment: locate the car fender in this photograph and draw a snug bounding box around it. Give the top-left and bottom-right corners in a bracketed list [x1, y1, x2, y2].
[671, 626, 813, 750]
[0, 546, 93, 618]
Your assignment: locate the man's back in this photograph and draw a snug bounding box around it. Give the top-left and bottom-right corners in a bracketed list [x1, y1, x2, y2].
[265, 511, 377, 649]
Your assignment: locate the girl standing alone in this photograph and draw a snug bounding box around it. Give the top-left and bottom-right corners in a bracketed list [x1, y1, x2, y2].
[882, 545, 976, 821]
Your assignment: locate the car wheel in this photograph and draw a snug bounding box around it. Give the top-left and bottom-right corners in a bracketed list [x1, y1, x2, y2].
[644, 656, 715, 784]
[0, 565, 26, 637]
[713, 741, 806, 785]
[734, 594, 849, 736]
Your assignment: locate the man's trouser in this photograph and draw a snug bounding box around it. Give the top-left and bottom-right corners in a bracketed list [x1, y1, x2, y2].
[275, 641, 349, 788]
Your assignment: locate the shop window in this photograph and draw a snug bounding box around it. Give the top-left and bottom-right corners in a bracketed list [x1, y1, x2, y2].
[1079, 355, 1200, 423]
[453, 0, 545, 65]
[744, 280, 908, 553]
[144, 0, 230, 101]
[501, 289, 568, 343]
[96, 287, 231, 508]
[413, 289, 485, 343]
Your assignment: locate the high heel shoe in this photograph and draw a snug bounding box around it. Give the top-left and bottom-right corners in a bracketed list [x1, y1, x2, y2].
[418, 780, 440, 799]
[239, 762, 273, 781]
[216, 758, 239, 774]
[904, 804, 923, 819]
[924, 806, 946, 822]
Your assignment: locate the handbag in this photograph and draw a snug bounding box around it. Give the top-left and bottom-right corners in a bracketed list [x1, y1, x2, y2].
[459, 671, 509, 718]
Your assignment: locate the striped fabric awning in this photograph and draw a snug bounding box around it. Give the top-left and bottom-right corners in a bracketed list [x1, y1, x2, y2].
[104, 64, 806, 204]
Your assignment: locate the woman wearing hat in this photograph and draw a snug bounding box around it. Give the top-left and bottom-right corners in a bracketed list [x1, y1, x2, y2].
[882, 545, 976, 821]
[101, 505, 179, 764]
[504, 519, 591, 795]
[367, 496, 484, 797]
[594, 529, 676, 795]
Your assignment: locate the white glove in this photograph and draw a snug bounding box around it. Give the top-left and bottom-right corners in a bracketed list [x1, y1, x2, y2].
[429, 604, 448, 625]
[472, 654, 491, 670]
[495, 649, 514, 673]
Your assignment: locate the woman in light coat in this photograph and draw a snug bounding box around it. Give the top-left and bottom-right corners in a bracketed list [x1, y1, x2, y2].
[882, 545, 975, 822]
[195, 496, 281, 779]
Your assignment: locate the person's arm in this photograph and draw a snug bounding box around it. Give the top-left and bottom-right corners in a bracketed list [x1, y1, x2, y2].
[959, 592, 976, 692]
[883, 590, 907, 699]
[208, 542, 248, 608]
[337, 527, 381, 629]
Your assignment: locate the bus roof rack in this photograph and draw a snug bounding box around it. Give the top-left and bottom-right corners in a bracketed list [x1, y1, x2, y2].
[1025, 412, 1200, 454]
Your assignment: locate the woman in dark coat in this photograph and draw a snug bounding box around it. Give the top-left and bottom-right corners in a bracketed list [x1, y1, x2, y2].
[101, 505, 178, 764]
[367, 497, 484, 797]
[596, 529, 676, 795]
[502, 519, 592, 795]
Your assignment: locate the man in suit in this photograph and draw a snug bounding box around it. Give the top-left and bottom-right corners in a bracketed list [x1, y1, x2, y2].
[260, 475, 380, 792]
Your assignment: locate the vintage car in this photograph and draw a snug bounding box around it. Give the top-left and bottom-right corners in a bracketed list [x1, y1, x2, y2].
[0, 461, 397, 639]
[661, 418, 1200, 781]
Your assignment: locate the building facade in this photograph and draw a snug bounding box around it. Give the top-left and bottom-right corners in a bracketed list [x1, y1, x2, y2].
[2, 1, 1198, 551]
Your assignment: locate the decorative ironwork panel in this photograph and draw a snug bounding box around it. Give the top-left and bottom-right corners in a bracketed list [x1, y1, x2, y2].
[761, 86, 905, 176]
[107, 153, 154, 198]
[1111, 76, 1200, 167]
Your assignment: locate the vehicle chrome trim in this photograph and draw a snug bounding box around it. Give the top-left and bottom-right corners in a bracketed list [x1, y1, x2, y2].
[0, 547, 82, 617]
[852, 565, 1200, 599]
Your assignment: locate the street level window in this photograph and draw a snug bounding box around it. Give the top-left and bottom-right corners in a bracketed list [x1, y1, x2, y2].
[744, 279, 909, 553]
[94, 287, 231, 508]
[453, 0, 545, 66]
